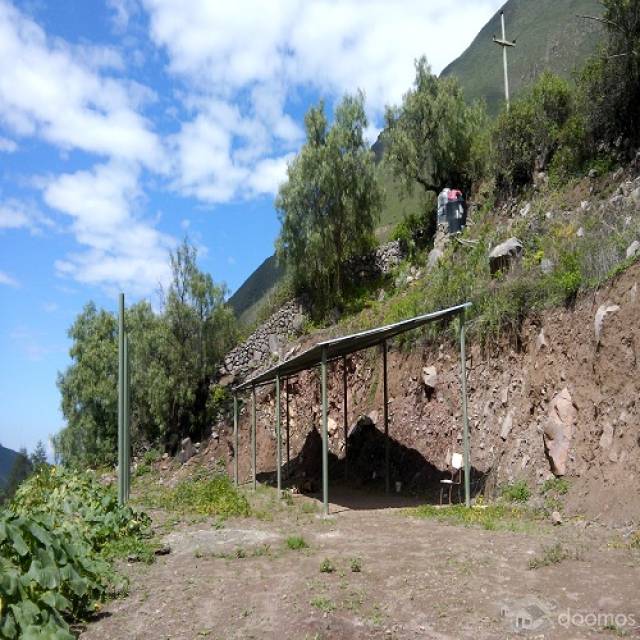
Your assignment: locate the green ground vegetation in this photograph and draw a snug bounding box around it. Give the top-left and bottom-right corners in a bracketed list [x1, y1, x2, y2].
[0, 467, 151, 639]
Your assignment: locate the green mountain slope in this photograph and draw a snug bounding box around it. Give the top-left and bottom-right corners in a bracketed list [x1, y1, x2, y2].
[441, 0, 603, 114]
[228, 254, 284, 324]
[0, 444, 21, 488]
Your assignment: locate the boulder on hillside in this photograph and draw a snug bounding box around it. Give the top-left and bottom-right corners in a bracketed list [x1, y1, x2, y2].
[421, 366, 437, 392]
[489, 237, 523, 275]
[178, 437, 195, 464]
[594, 303, 620, 345]
[500, 412, 513, 441]
[626, 240, 640, 260]
[543, 388, 577, 476]
[427, 248, 443, 269]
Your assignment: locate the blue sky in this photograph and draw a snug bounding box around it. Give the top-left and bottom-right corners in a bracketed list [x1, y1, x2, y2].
[0, 0, 504, 456]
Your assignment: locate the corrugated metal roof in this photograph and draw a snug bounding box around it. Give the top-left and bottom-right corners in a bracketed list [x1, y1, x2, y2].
[234, 302, 471, 391]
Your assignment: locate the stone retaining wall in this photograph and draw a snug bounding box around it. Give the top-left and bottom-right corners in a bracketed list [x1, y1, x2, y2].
[221, 241, 406, 381]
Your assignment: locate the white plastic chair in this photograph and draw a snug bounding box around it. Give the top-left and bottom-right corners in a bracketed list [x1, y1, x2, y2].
[440, 452, 463, 505]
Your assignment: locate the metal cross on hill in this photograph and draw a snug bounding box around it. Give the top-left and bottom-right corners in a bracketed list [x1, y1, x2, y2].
[493, 10, 517, 110]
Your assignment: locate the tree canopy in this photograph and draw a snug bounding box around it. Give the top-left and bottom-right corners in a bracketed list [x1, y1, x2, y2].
[276, 91, 382, 312]
[383, 56, 487, 197]
[54, 240, 237, 467]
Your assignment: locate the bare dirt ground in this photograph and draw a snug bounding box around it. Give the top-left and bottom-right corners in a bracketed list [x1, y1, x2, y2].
[81, 486, 640, 640]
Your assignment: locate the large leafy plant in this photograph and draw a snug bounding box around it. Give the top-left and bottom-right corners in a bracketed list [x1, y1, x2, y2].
[1, 467, 150, 639]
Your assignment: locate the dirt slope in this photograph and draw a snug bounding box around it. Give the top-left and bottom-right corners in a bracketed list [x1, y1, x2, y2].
[199, 263, 640, 526]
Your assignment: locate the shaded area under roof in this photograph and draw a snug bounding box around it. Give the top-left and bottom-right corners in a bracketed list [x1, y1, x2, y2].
[234, 302, 471, 392]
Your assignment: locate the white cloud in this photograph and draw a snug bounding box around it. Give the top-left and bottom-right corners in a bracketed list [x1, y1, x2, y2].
[107, 0, 138, 32]
[169, 100, 295, 203]
[0, 270, 18, 287]
[42, 302, 58, 313]
[0, 199, 52, 234]
[0, 1, 165, 169]
[44, 162, 174, 296]
[143, 1, 503, 107]
[142, 0, 502, 204]
[0, 202, 29, 229]
[248, 154, 294, 196]
[0, 136, 16, 152]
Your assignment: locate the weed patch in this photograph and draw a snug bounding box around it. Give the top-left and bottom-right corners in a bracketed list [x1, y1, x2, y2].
[286, 535, 308, 550]
[501, 480, 532, 503]
[319, 558, 335, 574]
[409, 503, 541, 532]
[142, 472, 250, 519]
[310, 596, 336, 613]
[528, 542, 582, 569]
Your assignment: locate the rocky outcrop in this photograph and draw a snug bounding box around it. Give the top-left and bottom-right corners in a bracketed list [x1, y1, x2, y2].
[489, 237, 523, 274]
[178, 437, 195, 464]
[594, 303, 620, 345]
[542, 388, 577, 477]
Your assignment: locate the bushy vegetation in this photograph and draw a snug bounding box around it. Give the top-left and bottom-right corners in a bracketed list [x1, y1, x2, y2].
[493, 72, 574, 193]
[410, 503, 540, 532]
[140, 470, 249, 519]
[54, 240, 237, 468]
[1, 467, 150, 639]
[500, 480, 532, 503]
[285, 535, 308, 551]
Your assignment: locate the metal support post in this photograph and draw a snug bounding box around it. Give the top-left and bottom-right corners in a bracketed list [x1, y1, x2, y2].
[383, 340, 390, 495]
[233, 393, 239, 487]
[124, 332, 130, 502]
[275, 375, 282, 497]
[321, 347, 329, 516]
[117, 293, 124, 506]
[285, 378, 290, 480]
[251, 386, 257, 491]
[343, 355, 348, 480]
[459, 313, 471, 507]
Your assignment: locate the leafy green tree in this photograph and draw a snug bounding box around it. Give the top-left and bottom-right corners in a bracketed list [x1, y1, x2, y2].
[158, 239, 237, 443]
[579, 0, 640, 152]
[54, 303, 118, 467]
[54, 240, 237, 466]
[276, 91, 382, 312]
[493, 72, 574, 192]
[384, 57, 487, 204]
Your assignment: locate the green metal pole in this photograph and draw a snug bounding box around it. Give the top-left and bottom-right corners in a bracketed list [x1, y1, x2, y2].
[459, 312, 471, 507]
[275, 375, 282, 497]
[117, 293, 124, 506]
[251, 386, 257, 491]
[321, 347, 329, 516]
[383, 340, 390, 495]
[124, 332, 130, 503]
[343, 356, 348, 481]
[233, 394, 239, 487]
[285, 378, 290, 480]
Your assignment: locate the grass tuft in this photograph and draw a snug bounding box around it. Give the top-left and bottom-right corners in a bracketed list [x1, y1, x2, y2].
[286, 535, 308, 550]
[319, 558, 335, 573]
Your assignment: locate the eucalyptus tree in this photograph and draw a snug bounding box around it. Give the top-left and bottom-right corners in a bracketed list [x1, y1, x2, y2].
[276, 91, 382, 313]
